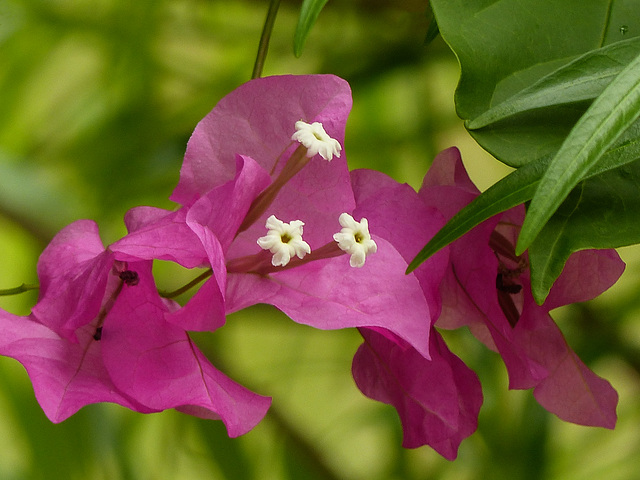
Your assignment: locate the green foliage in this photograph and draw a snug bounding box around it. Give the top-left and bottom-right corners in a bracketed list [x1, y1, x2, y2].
[408, 126, 640, 293]
[466, 37, 640, 137]
[293, 0, 330, 57]
[432, 0, 640, 158]
[517, 50, 640, 251]
[420, 0, 640, 302]
[2, 0, 640, 478]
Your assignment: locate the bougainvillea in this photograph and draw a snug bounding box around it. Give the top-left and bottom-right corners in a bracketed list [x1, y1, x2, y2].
[0, 74, 627, 461]
[0, 220, 270, 436]
[114, 75, 434, 356]
[421, 148, 623, 428]
[349, 147, 624, 458]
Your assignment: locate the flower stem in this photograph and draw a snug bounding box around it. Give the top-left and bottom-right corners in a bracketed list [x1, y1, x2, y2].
[489, 230, 520, 263]
[238, 145, 309, 233]
[252, 0, 281, 79]
[93, 276, 126, 338]
[159, 269, 213, 299]
[227, 241, 344, 275]
[0, 283, 39, 296]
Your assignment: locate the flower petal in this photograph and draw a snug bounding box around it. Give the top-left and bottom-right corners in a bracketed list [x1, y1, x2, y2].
[113, 207, 208, 269]
[226, 237, 432, 359]
[512, 297, 618, 427]
[110, 209, 226, 332]
[352, 328, 482, 459]
[31, 220, 114, 341]
[350, 169, 449, 318]
[101, 264, 271, 437]
[187, 155, 272, 252]
[0, 309, 156, 422]
[172, 75, 352, 205]
[544, 248, 625, 309]
[421, 146, 479, 195]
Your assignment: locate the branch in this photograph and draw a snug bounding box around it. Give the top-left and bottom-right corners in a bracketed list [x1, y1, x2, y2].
[0, 283, 39, 296]
[252, 0, 281, 79]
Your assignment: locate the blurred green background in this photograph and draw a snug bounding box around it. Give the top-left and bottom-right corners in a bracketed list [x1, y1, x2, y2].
[1, 1, 640, 478]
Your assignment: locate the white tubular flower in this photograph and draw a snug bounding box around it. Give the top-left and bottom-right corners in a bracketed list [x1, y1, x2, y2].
[291, 120, 342, 161]
[257, 215, 311, 267]
[333, 213, 377, 268]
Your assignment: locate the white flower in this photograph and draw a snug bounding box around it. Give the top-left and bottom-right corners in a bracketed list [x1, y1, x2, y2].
[257, 215, 311, 267]
[291, 120, 342, 161]
[333, 213, 377, 268]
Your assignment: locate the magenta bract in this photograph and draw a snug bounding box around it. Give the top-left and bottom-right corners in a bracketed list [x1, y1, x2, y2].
[421, 147, 623, 429]
[0, 220, 270, 435]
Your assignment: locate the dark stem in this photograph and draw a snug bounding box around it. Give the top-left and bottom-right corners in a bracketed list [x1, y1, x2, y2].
[159, 268, 213, 299]
[0, 283, 39, 296]
[489, 230, 520, 263]
[252, 0, 281, 79]
[92, 276, 126, 339]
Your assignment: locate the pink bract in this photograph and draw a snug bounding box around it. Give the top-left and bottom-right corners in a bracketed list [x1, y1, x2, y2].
[348, 167, 479, 459]
[420, 147, 623, 428]
[0, 220, 270, 436]
[116, 75, 435, 358]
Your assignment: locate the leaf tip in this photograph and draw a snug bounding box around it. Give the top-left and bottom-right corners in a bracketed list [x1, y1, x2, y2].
[515, 218, 537, 257]
[406, 251, 427, 274]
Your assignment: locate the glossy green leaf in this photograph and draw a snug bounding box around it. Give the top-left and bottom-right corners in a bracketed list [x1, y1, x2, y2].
[517, 50, 640, 255]
[529, 159, 640, 303]
[467, 37, 640, 130]
[407, 121, 640, 275]
[293, 0, 330, 57]
[407, 160, 543, 273]
[431, 0, 640, 166]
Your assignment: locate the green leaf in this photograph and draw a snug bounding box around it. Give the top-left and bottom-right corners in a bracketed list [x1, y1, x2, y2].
[431, 0, 640, 166]
[407, 122, 640, 274]
[517, 50, 640, 255]
[406, 159, 544, 273]
[529, 159, 640, 302]
[467, 37, 640, 130]
[293, 0, 330, 57]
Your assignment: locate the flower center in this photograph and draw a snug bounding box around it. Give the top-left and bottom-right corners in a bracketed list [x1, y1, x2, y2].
[228, 213, 377, 275]
[333, 213, 377, 268]
[291, 120, 342, 161]
[256, 215, 311, 267]
[490, 229, 528, 328]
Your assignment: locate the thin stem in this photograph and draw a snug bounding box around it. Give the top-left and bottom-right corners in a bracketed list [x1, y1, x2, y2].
[489, 230, 520, 263]
[0, 283, 39, 296]
[159, 269, 213, 299]
[94, 277, 125, 331]
[252, 0, 281, 79]
[227, 241, 344, 275]
[238, 145, 309, 233]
